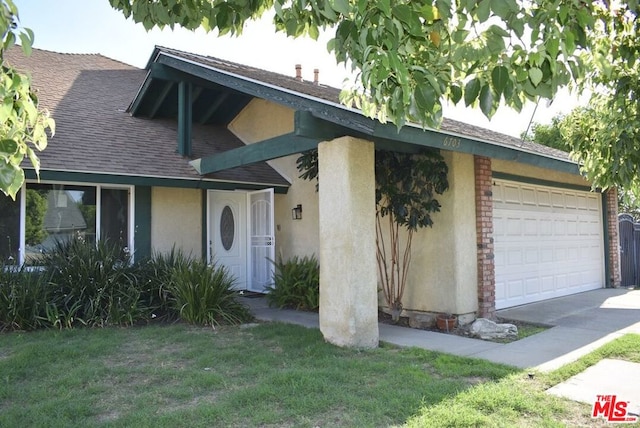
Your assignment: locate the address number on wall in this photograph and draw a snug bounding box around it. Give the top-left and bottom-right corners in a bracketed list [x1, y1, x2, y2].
[442, 137, 461, 148]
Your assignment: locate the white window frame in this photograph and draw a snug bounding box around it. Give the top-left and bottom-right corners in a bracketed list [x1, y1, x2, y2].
[15, 180, 135, 265]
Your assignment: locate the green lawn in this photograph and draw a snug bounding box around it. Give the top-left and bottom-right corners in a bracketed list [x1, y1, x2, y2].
[0, 323, 638, 427]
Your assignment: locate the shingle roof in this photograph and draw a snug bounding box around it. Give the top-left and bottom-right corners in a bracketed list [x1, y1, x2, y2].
[155, 46, 571, 163]
[5, 48, 290, 188]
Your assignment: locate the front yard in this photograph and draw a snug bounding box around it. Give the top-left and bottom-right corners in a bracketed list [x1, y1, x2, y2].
[1, 323, 638, 427]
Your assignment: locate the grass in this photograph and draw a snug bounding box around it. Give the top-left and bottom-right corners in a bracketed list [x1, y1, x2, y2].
[0, 323, 638, 427]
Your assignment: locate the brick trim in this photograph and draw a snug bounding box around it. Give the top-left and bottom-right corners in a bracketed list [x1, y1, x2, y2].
[474, 155, 495, 319]
[606, 188, 621, 287]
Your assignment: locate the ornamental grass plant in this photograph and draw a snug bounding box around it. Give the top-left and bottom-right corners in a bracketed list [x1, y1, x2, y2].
[167, 259, 252, 326]
[265, 255, 320, 311]
[0, 239, 250, 331]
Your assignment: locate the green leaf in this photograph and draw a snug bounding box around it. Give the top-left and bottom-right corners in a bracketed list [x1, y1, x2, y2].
[546, 36, 559, 59]
[377, 0, 391, 17]
[436, 0, 452, 20]
[476, 0, 490, 22]
[449, 85, 463, 104]
[491, 65, 509, 97]
[529, 67, 543, 86]
[0, 160, 23, 199]
[308, 24, 319, 40]
[0, 139, 19, 159]
[331, 0, 350, 16]
[488, 24, 510, 38]
[392, 5, 412, 25]
[479, 84, 493, 117]
[464, 78, 481, 106]
[509, 16, 525, 38]
[491, 0, 517, 19]
[486, 32, 506, 55]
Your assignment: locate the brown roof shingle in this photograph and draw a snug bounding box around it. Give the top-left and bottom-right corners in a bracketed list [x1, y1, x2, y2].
[156, 46, 571, 162]
[5, 48, 290, 188]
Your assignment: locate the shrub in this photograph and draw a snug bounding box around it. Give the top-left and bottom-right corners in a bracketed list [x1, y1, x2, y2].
[167, 259, 252, 326]
[266, 255, 320, 311]
[39, 238, 142, 328]
[0, 265, 50, 331]
[134, 247, 194, 322]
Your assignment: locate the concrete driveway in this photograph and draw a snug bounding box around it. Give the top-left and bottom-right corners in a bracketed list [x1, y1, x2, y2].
[492, 288, 640, 370]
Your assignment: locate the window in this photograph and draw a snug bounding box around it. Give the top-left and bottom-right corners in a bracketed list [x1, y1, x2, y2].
[0, 182, 133, 265]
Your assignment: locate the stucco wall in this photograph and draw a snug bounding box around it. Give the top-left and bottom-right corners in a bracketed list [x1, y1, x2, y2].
[228, 99, 320, 261]
[387, 151, 478, 316]
[492, 159, 591, 187]
[151, 187, 202, 258]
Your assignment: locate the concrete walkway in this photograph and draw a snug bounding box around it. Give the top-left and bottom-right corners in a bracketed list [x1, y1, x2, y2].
[243, 288, 640, 371]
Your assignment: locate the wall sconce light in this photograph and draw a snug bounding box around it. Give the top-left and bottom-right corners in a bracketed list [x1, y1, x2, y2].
[292, 204, 302, 220]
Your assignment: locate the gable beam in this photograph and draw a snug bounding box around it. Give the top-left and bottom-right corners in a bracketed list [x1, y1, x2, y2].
[197, 92, 230, 124]
[190, 133, 319, 174]
[177, 81, 192, 157]
[147, 80, 175, 118]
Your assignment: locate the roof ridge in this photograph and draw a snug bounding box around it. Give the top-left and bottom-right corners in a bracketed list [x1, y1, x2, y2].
[154, 45, 328, 86]
[27, 47, 137, 69]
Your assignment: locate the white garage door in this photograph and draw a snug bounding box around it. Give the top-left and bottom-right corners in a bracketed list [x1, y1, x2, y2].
[493, 179, 604, 309]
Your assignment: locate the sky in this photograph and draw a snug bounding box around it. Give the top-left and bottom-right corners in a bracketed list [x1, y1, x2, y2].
[14, 0, 586, 138]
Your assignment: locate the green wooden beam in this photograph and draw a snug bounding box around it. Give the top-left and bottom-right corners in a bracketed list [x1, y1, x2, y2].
[305, 111, 581, 175]
[295, 110, 422, 154]
[23, 169, 289, 194]
[197, 91, 229, 124]
[134, 186, 152, 261]
[147, 80, 174, 118]
[190, 133, 319, 174]
[149, 62, 221, 91]
[128, 73, 154, 115]
[178, 81, 192, 156]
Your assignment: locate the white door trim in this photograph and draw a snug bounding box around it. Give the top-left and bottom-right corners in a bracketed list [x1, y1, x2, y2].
[207, 188, 275, 292]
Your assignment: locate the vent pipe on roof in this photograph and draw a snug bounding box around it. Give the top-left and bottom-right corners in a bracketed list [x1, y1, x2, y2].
[295, 64, 302, 81]
[313, 68, 319, 85]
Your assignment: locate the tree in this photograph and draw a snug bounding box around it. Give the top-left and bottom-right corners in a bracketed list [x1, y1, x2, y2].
[297, 148, 449, 322]
[3, 1, 639, 198]
[0, 0, 55, 199]
[521, 115, 568, 152]
[109, 0, 640, 195]
[374, 150, 448, 321]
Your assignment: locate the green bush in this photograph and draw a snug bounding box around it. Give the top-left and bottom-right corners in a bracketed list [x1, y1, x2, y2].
[266, 255, 320, 311]
[39, 238, 142, 328]
[0, 241, 253, 331]
[134, 247, 194, 322]
[0, 265, 50, 331]
[167, 259, 252, 326]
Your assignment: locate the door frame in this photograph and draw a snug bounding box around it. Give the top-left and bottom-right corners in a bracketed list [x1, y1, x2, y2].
[207, 189, 275, 292]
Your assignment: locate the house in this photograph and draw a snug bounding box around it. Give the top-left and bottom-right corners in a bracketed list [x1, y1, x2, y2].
[1, 47, 620, 348]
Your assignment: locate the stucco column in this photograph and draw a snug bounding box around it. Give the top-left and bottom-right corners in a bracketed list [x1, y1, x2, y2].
[318, 136, 378, 348]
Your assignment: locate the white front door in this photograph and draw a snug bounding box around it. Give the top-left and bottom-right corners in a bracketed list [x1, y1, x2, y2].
[208, 189, 275, 292]
[209, 191, 247, 290]
[248, 189, 275, 292]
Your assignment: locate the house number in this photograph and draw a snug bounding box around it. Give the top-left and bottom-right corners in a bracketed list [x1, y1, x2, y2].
[442, 137, 460, 148]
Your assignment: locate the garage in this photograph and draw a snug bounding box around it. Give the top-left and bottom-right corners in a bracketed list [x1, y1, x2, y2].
[493, 179, 605, 309]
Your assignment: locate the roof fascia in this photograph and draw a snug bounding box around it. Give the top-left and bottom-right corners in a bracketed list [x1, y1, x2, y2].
[136, 50, 580, 175]
[23, 169, 289, 194]
[304, 111, 581, 175]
